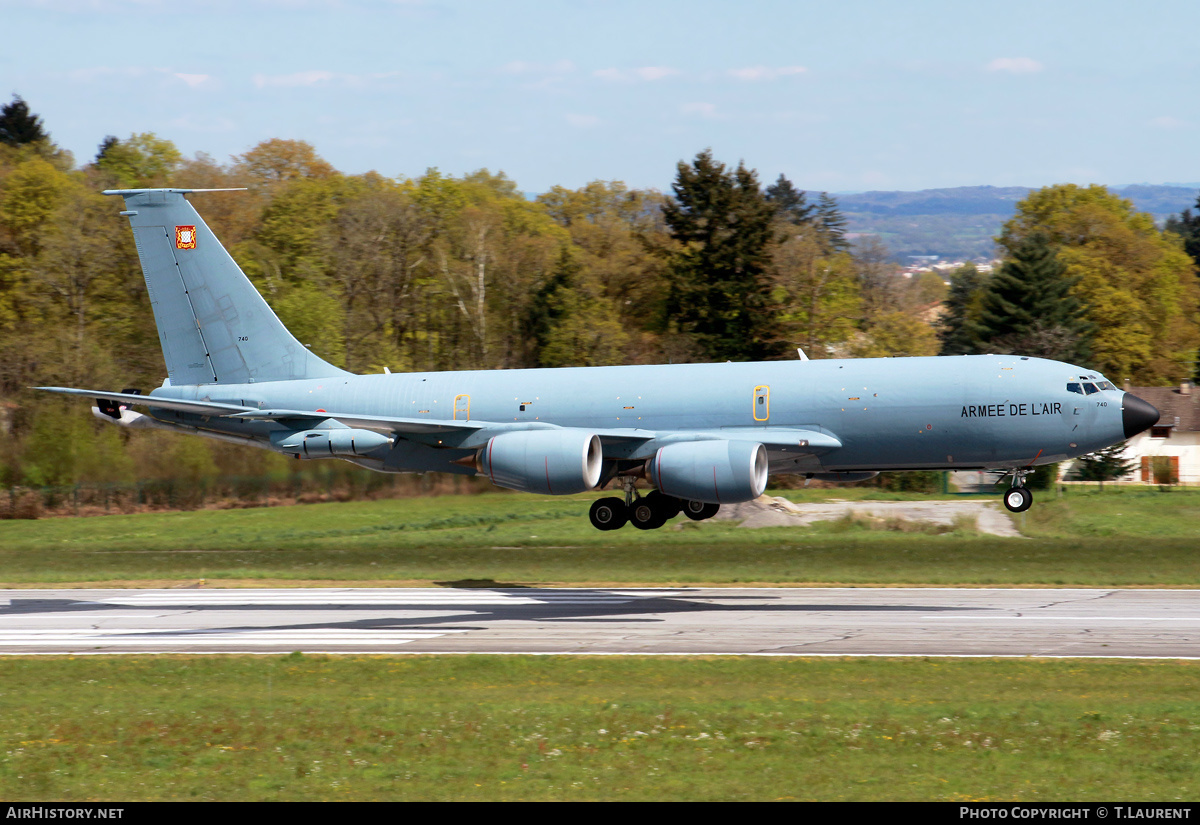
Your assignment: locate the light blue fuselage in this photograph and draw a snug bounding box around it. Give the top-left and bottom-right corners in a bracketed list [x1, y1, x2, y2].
[150, 354, 1125, 476]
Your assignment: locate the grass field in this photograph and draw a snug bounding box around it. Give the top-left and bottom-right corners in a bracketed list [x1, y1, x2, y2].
[0, 486, 1198, 587]
[2, 487, 1198, 801]
[0, 655, 1195, 802]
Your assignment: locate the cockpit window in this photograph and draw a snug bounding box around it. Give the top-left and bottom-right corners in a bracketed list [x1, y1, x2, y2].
[1067, 382, 1083, 394]
[1097, 381, 1115, 391]
[1083, 383, 1100, 395]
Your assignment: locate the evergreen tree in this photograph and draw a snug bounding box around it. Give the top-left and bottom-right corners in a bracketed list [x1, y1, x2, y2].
[814, 192, 849, 253]
[1164, 194, 1200, 269]
[974, 233, 1093, 361]
[662, 150, 783, 361]
[1000, 184, 1199, 384]
[938, 262, 988, 355]
[0, 95, 48, 146]
[764, 174, 813, 226]
[1164, 194, 1200, 380]
[1069, 441, 1135, 487]
[95, 135, 119, 164]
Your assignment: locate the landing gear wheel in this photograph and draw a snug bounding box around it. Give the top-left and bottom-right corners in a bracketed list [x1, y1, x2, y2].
[682, 500, 720, 521]
[589, 497, 628, 531]
[1003, 486, 1033, 513]
[630, 498, 667, 530]
[645, 490, 682, 521]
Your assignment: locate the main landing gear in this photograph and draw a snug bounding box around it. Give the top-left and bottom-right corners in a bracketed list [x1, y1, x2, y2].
[588, 479, 720, 531]
[1001, 470, 1033, 513]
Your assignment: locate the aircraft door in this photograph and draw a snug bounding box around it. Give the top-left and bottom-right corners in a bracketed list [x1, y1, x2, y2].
[753, 386, 770, 422]
[454, 394, 470, 421]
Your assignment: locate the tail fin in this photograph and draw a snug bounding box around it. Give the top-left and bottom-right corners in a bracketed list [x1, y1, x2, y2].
[105, 188, 349, 385]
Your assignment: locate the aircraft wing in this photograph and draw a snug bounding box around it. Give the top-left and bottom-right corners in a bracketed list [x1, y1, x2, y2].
[710, 427, 842, 452]
[235, 408, 490, 435]
[37, 387, 838, 455]
[237, 410, 661, 445]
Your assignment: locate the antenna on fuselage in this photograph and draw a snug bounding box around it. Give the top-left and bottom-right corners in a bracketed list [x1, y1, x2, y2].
[796, 348, 810, 361]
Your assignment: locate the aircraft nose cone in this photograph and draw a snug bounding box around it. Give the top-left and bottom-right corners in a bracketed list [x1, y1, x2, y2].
[1122, 393, 1160, 438]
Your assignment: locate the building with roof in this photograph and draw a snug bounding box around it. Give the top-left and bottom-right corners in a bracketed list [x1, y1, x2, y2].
[1104, 381, 1200, 484]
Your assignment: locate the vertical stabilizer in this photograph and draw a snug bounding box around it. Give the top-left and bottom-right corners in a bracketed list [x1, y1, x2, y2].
[105, 188, 348, 385]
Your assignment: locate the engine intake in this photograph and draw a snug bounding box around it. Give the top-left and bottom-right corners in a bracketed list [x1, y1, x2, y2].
[648, 440, 768, 504]
[481, 429, 603, 495]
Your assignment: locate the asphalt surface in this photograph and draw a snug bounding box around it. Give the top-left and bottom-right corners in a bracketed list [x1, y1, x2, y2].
[0, 587, 1197, 657]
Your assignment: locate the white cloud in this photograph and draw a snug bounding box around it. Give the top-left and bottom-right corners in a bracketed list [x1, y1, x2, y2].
[593, 66, 680, 82]
[729, 65, 807, 81]
[1150, 115, 1188, 130]
[67, 66, 216, 89]
[251, 70, 402, 89]
[635, 66, 679, 81]
[986, 57, 1044, 74]
[173, 73, 212, 89]
[253, 70, 338, 88]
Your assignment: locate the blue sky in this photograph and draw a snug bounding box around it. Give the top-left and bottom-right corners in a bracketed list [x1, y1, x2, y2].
[4, 0, 1199, 193]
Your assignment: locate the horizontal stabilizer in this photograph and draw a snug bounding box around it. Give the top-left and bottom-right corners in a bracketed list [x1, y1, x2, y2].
[36, 387, 255, 417]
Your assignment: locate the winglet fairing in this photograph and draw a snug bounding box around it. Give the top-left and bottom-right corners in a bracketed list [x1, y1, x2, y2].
[36, 189, 1160, 530]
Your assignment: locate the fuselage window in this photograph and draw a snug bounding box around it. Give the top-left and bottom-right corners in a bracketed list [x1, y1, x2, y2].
[1066, 383, 1083, 394]
[1082, 383, 1099, 395]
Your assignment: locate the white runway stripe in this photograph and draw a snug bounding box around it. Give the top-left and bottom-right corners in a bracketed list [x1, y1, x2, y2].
[0, 628, 471, 647]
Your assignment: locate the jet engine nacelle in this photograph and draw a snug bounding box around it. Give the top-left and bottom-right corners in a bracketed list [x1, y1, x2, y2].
[648, 440, 768, 504]
[272, 428, 392, 458]
[481, 429, 603, 495]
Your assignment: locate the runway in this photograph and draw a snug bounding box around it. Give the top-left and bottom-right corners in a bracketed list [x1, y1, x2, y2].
[1, 587, 1197, 657]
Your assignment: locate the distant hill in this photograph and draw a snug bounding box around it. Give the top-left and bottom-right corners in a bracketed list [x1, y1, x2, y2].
[824, 184, 1200, 261]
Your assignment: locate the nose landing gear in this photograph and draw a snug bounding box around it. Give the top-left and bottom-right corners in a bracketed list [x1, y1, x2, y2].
[1001, 470, 1033, 513]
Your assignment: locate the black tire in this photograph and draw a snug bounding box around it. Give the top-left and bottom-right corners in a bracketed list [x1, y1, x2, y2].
[589, 497, 628, 530]
[682, 500, 720, 521]
[645, 489, 683, 521]
[1002, 486, 1033, 513]
[629, 498, 666, 530]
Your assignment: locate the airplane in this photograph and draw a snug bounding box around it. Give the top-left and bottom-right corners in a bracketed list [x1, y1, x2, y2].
[38, 188, 1161, 530]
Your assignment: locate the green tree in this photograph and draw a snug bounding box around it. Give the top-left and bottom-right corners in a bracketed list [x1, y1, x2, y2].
[662, 150, 782, 361]
[0, 96, 47, 147]
[974, 233, 1094, 362]
[764, 174, 813, 226]
[1069, 442, 1134, 488]
[814, 192, 849, 253]
[532, 248, 629, 368]
[938, 262, 989, 355]
[851, 309, 939, 358]
[1164, 194, 1200, 268]
[537, 180, 669, 361]
[233, 138, 335, 191]
[93, 133, 182, 188]
[1000, 184, 1200, 383]
[771, 227, 861, 357]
